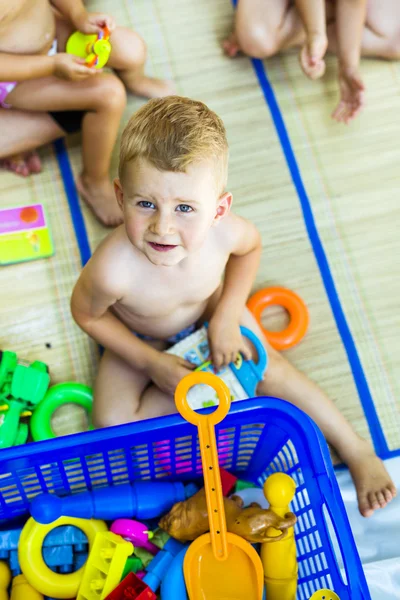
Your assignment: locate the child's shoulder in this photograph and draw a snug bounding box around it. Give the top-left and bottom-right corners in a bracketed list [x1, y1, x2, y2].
[85, 226, 137, 284]
[218, 211, 258, 245]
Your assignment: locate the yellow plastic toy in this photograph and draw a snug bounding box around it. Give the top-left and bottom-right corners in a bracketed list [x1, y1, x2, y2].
[261, 472, 297, 600]
[10, 575, 44, 600]
[0, 561, 11, 600]
[77, 531, 134, 600]
[175, 372, 264, 600]
[309, 591, 340, 600]
[66, 27, 111, 69]
[18, 516, 107, 599]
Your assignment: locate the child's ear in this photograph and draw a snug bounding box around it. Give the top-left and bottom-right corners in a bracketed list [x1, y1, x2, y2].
[213, 192, 232, 225]
[114, 178, 124, 211]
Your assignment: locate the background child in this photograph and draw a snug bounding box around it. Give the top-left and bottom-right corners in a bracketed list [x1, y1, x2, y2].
[71, 95, 396, 518]
[223, 0, 400, 124]
[0, 0, 173, 225]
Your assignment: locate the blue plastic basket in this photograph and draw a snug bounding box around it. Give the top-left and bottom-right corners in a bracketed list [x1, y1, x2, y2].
[0, 396, 370, 600]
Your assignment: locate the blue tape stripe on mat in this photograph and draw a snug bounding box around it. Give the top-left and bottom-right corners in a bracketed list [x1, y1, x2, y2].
[251, 58, 388, 455]
[54, 139, 91, 267]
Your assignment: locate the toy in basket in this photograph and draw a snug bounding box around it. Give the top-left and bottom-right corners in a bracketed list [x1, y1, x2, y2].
[0, 204, 54, 265]
[166, 324, 268, 410]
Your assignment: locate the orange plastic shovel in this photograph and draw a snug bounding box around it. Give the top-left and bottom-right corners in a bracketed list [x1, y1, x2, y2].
[175, 371, 264, 600]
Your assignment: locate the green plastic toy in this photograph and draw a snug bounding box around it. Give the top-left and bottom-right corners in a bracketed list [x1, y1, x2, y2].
[30, 382, 93, 442]
[0, 350, 50, 448]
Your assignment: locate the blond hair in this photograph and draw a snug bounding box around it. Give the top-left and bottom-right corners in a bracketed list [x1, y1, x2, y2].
[119, 96, 229, 193]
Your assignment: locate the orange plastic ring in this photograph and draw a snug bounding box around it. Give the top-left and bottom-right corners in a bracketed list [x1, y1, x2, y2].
[247, 287, 309, 351]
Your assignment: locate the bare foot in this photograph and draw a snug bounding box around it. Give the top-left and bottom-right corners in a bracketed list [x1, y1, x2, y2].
[126, 76, 175, 99]
[25, 151, 42, 174]
[344, 440, 397, 517]
[299, 33, 328, 80]
[222, 31, 241, 58]
[76, 174, 123, 227]
[0, 151, 42, 177]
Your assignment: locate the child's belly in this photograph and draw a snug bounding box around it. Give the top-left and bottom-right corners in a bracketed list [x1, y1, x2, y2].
[112, 298, 211, 342]
[0, 0, 56, 55]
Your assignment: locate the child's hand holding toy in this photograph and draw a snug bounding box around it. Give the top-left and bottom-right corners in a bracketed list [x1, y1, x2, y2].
[208, 316, 252, 372]
[72, 10, 116, 35]
[53, 53, 97, 81]
[148, 353, 195, 396]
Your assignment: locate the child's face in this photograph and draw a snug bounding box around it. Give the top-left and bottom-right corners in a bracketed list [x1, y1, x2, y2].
[115, 158, 231, 267]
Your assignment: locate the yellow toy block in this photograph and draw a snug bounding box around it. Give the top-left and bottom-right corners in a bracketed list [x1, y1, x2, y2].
[0, 560, 11, 600]
[77, 531, 134, 600]
[10, 574, 44, 600]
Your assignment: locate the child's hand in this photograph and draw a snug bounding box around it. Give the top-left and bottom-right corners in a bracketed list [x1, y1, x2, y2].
[299, 33, 327, 80]
[53, 54, 98, 81]
[149, 353, 195, 395]
[74, 11, 116, 35]
[208, 317, 252, 372]
[332, 67, 365, 124]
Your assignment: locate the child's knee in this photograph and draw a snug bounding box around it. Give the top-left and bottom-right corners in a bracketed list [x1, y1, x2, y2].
[93, 74, 127, 112]
[237, 24, 279, 58]
[111, 27, 147, 68]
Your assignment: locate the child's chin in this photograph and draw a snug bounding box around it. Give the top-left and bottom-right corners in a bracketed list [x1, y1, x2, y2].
[147, 250, 185, 266]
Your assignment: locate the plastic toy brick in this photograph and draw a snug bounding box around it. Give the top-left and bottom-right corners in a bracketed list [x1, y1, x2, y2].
[121, 555, 144, 581]
[104, 572, 156, 600]
[3, 525, 88, 576]
[219, 467, 237, 496]
[76, 532, 133, 600]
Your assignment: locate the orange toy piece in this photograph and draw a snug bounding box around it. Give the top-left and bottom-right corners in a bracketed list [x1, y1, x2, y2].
[261, 473, 297, 600]
[175, 372, 264, 600]
[247, 287, 309, 350]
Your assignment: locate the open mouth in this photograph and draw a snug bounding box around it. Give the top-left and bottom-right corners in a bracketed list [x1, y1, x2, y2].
[148, 242, 177, 252]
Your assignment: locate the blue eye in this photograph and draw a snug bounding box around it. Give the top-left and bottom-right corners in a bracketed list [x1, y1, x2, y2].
[138, 200, 155, 209]
[176, 204, 193, 213]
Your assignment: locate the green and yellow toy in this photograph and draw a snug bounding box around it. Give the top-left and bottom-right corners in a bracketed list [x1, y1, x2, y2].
[66, 26, 111, 69]
[0, 350, 50, 448]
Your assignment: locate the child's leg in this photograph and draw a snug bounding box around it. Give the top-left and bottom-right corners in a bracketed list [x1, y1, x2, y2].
[0, 109, 65, 176]
[56, 18, 174, 99]
[94, 341, 170, 427]
[239, 307, 396, 517]
[106, 28, 175, 98]
[327, 0, 400, 60]
[6, 74, 126, 227]
[223, 0, 305, 59]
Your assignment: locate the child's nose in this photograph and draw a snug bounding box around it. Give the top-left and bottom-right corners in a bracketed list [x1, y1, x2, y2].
[153, 213, 173, 236]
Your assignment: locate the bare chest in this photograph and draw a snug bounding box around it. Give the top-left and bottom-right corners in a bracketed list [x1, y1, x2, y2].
[0, 0, 55, 55]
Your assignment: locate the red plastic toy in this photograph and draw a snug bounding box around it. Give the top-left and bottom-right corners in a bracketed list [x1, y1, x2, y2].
[104, 572, 156, 600]
[220, 467, 237, 496]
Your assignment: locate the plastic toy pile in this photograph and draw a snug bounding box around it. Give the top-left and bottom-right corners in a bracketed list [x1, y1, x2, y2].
[0, 466, 302, 600]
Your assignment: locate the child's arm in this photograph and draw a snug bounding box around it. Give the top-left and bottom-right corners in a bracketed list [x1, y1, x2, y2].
[295, 0, 327, 80]
[51, 0, 116, 34]
[0, 53, 94, 82]
[208, 216, 262, 370]
[336, 0, 367, 71]
[332, 0, 367, 123]
[71, 259, 194, 395]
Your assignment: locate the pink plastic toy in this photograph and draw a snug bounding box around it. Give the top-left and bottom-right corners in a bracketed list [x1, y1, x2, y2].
[110, 520, 159, 555]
